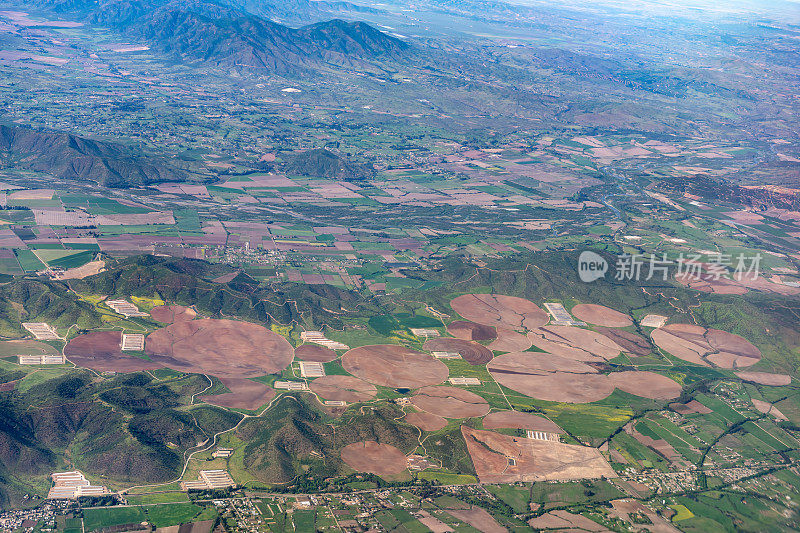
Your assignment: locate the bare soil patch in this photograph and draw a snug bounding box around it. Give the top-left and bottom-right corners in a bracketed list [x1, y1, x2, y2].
[595, 327, 651, 356]
[608, 371, 682, 400]
[736, 372, 791, 386]
[527, 326, 622, 362]
[295, 344, 338, 362]
[482, 411, 563, 433]
[450, 294, 547, 330]
[201, 377, 275, 410]
[405, 411, 448, 431]
[487, 328, 532, 352]
[445, 507, 507, 533]
[150, 305, 196, 323]
[447, 320, 497, 341]
[65, 331, 161, 372]
[340, 441, 408, 476]
[651, 324, 761, 368]
[310, 375, 377, 403]
[528, 510, 609, 532]
[571, 304, 632, 327]
[462, 426, 615, 483]
[0, 339, 60, 357]
[423, 338, 493, 365]
[145, 318, 294, 377]
[342, 345, 448, 389]
[670, 400, 712, 414]
[411, 386, 490, 418]
[488, 351, 613, 403]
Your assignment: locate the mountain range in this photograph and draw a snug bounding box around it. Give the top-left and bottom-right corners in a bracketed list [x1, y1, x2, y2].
[0, 124, 206, 188]
[23, 0, 408, 72]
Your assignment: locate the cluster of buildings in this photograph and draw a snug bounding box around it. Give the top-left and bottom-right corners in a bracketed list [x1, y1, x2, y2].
[105, 299, 148, 317]
[299, 361, 325, 378]
[120, 333, 145, 351]
[21, 323, 59, 340]
[47, 471, 108, 500]
[181, 470, 236, 491]
[299, 331, 348, 350]
[18, 354, 65, 365]
[543, 303, 585, 326]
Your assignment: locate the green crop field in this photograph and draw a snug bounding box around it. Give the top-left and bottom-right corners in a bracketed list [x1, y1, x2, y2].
[82, 507, 148, 532]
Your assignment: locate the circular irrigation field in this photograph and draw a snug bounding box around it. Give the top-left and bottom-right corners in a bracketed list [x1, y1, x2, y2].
[340, 441, 408, 475]
[341, 345, 448, 389]
[411, 386, 490, 418]
[145, 318, 294, 378]
[310, 375, 377, 403]
[594, 327, 651, 356]
[450, 294, 548, 330]
[446, 320, 497, 341]
[423, 338, 493, 365]
[488, 327, 533, 352]
[150, 305, 196, 323]
[607, 371, 683, 400]
[527, 326, 623, 362]
[651, 324, 761, 368]
[295, 344, 338, 362]
[571, 304, 632, 328]
[487, 351, 682, 403]
[405, 411, 448, 431]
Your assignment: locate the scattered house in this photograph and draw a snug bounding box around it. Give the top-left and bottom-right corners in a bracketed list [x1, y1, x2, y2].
[431, 351, 461, 359]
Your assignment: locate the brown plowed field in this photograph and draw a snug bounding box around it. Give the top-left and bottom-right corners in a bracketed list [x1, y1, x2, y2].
[482, 411, 563, 433]
[487, 352, 613, 403]
[341, 345, 448, 389]
[450, 294, 548, 330]
[608, 371, 682, 400]
[405, 411, 448, 431]
[65, 331, 161, 372]
[527, 326, 623, 362]
[423, 338, 493, 365]
[295, 344, 338, 362]
[145, 319, 294, 378]
[595, 328, 651, 356]
[651, 324, 760, 368]
[461, 426, 615, 483]
[446, 320, 497, 341]
[150, 305, 196, 323]
[201, 378, 275, 410]
[411, 386, 490, 418]
[488, 328, 532, 352]
[310, 375, 377, 403]
[736, 372, 791, 386]
[571, 304, 632, 327]
[340, 441, 408, 476]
